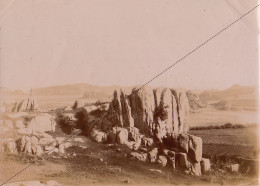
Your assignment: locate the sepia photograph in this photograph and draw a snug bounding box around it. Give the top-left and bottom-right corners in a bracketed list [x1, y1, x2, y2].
[0, 0, 259, 185]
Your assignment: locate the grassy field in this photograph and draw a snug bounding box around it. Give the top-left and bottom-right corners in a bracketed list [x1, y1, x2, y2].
[190, 127, 258, 158]
[189, 109, 259, 127]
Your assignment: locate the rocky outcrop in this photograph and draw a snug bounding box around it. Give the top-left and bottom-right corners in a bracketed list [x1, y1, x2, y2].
[26, 114, 56, 133]
[85, 85, 210, 177]
[3, 97, 38, 112]
[107, 86, 190, 140]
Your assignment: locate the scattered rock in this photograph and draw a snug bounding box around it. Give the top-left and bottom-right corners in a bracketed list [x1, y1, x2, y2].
[39, 137, 55, 146]
[227, 164, 240, 172]
[129, 152, 148, 162]
[55, 137, 66, 145]
[178, 134, 189, 153]
[177, 152, 189, 169]
[116, 128, 128, 144]
[156, 155, 167, 166]
[141, 137, 153, 147]
[124, 141, 135, 150]
[72, 100, 85, 109]
[201, 158, 211, 172]
[74, 137, 84, 143]
[133, 138, 141, 150]
[148, 148, 158, 163]
[149, 169, 164, 174]
[90, 128, 107, 143]
[140, 147, 148, 153]
[128, 127, 140, 141]
[124, 178, 133, 184]
[35, 145, 43, 156]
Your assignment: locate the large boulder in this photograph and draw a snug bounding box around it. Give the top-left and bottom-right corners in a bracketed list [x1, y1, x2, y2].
[148, 148, 158, 163]
[108, 89, 134, 128]
[72, 100, 85, 109]
[141, 137, 154, 147]
[128, 127, 140, 141]
[0, 138, 18, 153]
[130, 86, 155, 135]
[188, 135, 202, 162]
[90, 127, 107, 143]
[156, 155, 167, 166]
[116, 128, 128, 144]
[27, 114, 56, 133]
[129, 152, 148, 162]
[201, 158, 211, 172]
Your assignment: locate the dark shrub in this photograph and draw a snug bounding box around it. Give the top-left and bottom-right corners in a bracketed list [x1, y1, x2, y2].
[154, 103, 168, 121]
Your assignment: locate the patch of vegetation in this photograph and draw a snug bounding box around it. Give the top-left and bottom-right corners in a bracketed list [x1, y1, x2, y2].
[154, 103, 168, 121]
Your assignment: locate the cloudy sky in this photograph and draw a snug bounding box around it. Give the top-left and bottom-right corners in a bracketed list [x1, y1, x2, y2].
[0, 0, 259, 91]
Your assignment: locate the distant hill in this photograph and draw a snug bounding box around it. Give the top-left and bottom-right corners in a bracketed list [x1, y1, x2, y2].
[32, 83, 133, 99]
[0, 87, 26, 97]
[199, 84, 258, 101]
[190, 85, 258, 111]
[1, 84, 258, 111]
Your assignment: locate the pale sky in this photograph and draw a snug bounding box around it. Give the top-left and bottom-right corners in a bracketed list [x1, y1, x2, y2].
[0, 0, 259, 91]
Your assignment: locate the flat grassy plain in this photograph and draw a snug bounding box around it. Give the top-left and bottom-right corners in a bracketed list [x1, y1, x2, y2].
[190, 127, 258, 158]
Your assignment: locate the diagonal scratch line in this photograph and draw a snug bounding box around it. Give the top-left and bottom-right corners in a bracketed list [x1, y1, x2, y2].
[1, 3, 259, 186]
